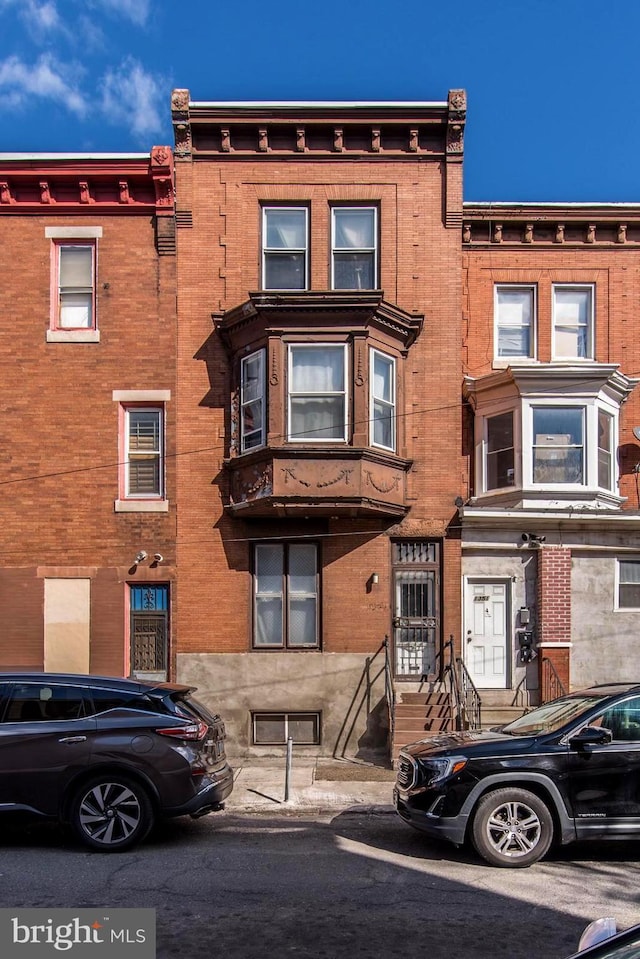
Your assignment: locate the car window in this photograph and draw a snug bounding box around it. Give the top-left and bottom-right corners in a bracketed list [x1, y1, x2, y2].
[593, 696, 640, 743]
[501, 695, 606, 736]
[4, 683, 87, 722]
[87, 687, 157, 716]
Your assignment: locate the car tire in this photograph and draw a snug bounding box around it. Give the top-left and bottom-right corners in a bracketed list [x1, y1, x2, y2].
[471, 787, 553, 868]
[70, 775, 154, 852]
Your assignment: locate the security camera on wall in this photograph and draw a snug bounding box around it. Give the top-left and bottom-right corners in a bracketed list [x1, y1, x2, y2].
[633, 426, 640, 442]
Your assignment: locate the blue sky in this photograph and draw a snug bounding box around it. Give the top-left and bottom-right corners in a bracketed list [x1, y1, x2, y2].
[0, 0, 635, 202]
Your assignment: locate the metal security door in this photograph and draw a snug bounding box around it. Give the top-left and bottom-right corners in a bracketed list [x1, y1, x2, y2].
[465, 582, 508, 688]
[130, 585, 169, 681]
[392, 541, 440, 678]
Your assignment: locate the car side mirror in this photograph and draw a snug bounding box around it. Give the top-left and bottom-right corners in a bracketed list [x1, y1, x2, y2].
[570, 725, 612, 749]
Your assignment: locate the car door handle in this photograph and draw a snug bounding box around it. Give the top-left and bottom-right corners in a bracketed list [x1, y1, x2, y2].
[58, 736, 87, 744]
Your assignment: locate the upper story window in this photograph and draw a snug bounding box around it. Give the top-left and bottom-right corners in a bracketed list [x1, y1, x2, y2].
[553, 285, 594, 359]
[56, 244, 95, 329]
[485, 411, 515, 490]
[532, 406, 584, 485]
[262, 207, 308, 290]
[495, 285, 535, 360]
[598, 409, 614, 491]
[253, 542, 319, 649]
[370, 349, 396, 451]
[241, 350, 266, 452]
[288, 344, 347, 442]
[331, 207, 377, 290]
[124, 407, 164, 499]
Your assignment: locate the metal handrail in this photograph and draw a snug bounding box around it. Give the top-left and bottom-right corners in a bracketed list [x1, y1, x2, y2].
[541, 656, 567, 703]
[456, 656, 482, 730]
[382, 636, 396, 743]
[441, 636, 463, 730]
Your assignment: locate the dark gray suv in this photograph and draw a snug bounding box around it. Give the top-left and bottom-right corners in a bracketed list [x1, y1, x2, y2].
[0, 673, 233, 851]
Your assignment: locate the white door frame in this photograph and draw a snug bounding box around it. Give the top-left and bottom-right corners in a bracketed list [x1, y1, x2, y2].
[462, 576, 512, 689]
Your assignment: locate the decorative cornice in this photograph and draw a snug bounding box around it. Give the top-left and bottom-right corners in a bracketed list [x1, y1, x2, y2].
[463, 203, 640, 246]
[215, 290, 424, 350]
[171, 88, 465, 159]
[0, 149, 175, 216]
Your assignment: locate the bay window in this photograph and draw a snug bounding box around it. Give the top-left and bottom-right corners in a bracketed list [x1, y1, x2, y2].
[253, 542, 319, 648]
[485, 411, 515, 490]
[288, 344, 347, 442]
[532, 407, 584, 485]
[371, 349, 396, 451]
[241, 350, 265, 452]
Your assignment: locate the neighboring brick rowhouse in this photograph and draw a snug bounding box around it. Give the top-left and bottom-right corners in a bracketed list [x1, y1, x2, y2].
[0, 149, 177, 675]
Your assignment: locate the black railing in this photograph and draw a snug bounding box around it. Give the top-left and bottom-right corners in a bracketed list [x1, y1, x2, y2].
[383, 636, 396, 744]
[456, 656, 482, 730]
[541, 656, 567, 703]
[441, 636, 462, 730]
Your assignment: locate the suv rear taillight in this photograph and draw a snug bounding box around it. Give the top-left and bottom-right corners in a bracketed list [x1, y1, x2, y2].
[157, 720, 208, 741]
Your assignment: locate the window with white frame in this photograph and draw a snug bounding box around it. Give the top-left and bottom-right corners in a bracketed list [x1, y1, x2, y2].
[124, 407, 164, 498]
[262, 207, 308, 290]
[618, 560, 640, 609]
[252, 711, 320, 745]
[55, 243, 95, 329]
[485, 411, 515, 490]
[495, 285, 534, 359]
[553, 285, 594, 359]
[241, 350, 266, 452]
[532, 406, 584, 485]
[288, 344, 347, 442]
[370, 349, 395, 451]
[332, 207, 377, 289]
[253, 542, 319, 649]
[598, 409, 614, 490]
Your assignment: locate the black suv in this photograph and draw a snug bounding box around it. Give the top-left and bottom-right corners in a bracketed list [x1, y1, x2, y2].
[395, 683, 640, 867]
[0, 673, 233, 851]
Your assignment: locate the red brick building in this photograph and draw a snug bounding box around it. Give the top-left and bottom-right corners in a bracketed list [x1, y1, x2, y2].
[170, 91, 467, 757]
[461, 204, 640, 715]
[0, 149, 177, 678]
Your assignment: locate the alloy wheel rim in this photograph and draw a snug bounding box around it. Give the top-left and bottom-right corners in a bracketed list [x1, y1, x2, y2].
[485, 800, 542, 858]
[79, 783, 142, 845]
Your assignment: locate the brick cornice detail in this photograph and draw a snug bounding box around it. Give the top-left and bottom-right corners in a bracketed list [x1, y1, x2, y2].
[0, 148, 174, 216]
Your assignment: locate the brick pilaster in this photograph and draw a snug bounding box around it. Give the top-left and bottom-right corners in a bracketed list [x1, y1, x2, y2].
[536, 546, 571, 693]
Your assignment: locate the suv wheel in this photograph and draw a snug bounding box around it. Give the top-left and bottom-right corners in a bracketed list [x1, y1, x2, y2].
[70, 775, 154, 852]
[471, 787, 553, 868]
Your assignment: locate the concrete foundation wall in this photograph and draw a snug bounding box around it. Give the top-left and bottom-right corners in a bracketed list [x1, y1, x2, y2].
[571, 554, 638, 687]
[178, 651, 389, 759]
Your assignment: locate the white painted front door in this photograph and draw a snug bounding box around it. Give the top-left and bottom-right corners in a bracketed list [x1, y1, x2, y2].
[465, 582, 508, 689]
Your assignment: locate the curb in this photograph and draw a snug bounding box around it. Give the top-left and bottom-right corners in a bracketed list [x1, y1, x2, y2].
[222, 803, 397, 817]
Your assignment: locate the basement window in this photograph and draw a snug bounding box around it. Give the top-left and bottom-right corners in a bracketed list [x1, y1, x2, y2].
[252, 711, 320, 745]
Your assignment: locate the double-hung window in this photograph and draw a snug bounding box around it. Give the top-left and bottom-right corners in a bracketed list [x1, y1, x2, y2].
[332, 207, 377, 289]
[262, 207, 308, 290]
[56, 244, 95, 329]
[495, 285, 534, 359]
[370, 349, 395, 451]
[253, 542, 319, 648]
[241, 350, 266, 452]
[618, 560, 640, 610]
[553, 285, 594, 359]
[598, 409, 614, 490]
[485, 411, 515, 490]
[288, 344, 347, 442]
[125, 407, 164, 498]
[532, 407, 584, 485]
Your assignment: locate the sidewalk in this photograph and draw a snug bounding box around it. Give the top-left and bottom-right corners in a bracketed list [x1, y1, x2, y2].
[224, 757, 397, 816]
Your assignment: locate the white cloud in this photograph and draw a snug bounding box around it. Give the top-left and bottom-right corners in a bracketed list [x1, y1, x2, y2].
[0, 54, 87, 116]
[93, 0, 150, 26]
[101, 58, 164, 139]
[0, 0, 69, 42]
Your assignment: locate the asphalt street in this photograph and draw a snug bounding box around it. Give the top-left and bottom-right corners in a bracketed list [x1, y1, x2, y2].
[0, 810, 638, 959]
